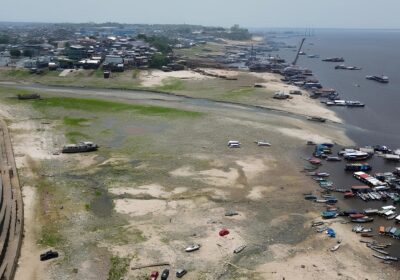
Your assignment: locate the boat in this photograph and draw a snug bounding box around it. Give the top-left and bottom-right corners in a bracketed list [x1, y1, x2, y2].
[345, 163, 371, 172]
[368, 245, 389, 255]
[255, 141, 271, 146]
[326, 156, 341, 161]
[361, 233, 374, 238]
[321, 211, 338, 219]
[308, 54, 319, 58]
[351, 217, 374, 223]
[346, 101, 365, 107]
[307, 116, 326, 122]
[366, 75, 389, 83]
[17, 93, 41, 100]
[322, 57, 345, 62]
[344, 191, 355, 198]
[330, 243, 341, 252]
[62, 141, 98, 153]
[349, 213, 365, 219]
[233, 245, 246, 254]
[308, 158, 322, 165]
[364, 208, 379, 215]
[343, 151, 371, 161]
[185, 244, 201, 252]
[335, 65, 361, 70]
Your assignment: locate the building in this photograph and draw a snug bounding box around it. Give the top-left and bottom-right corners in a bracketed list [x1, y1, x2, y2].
[66, 45, 87, 61]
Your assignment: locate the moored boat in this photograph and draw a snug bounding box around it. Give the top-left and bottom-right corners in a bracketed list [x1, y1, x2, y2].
[351, 217, 374, 223]
[366, 75, 389, 83]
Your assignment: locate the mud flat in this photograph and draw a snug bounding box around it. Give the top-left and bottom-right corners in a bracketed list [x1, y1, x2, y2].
[0, 80, 395, 280]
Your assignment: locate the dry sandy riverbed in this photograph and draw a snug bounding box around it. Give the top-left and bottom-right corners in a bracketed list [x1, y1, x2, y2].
[0, 83, 396, 280]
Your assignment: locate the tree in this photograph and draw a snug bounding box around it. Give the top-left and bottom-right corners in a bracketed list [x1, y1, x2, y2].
[10, 49, 21, 57]
[149, 53, 169, 69]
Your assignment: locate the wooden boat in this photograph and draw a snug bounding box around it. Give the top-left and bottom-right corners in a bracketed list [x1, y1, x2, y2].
[361, 233, 374, 237]
[185, 244, 201, 252]
[368, 245, 389, 255]
[321, 211, 338, 219]
[349, 213, 365, 219]
[233, 245, 246, 254]
[351, 217, 374, 223]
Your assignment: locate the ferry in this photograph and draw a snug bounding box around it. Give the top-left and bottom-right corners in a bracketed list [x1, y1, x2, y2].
[366, 75, 389, 83]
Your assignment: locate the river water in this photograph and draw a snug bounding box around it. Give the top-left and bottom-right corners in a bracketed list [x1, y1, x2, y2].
[269, 30, 400, 259]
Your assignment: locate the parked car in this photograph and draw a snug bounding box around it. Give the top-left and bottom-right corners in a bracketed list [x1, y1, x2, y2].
[176, 269, 187, 278]
[40, 250, 59, 261]
[161, 269, 169, 280]
[150, 271, 159, 280]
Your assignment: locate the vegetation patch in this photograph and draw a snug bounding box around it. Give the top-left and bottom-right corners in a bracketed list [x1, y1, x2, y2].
[63, 117, 90, 126]
[66, 131, 90, 143]
[222, 87, 255, 99]
[39, 226, 63, 247]
[108, 256, 130, 280]
[32, 97, 202, 117]
[4, 69, 31, 78]
[156, 78, 185, 91]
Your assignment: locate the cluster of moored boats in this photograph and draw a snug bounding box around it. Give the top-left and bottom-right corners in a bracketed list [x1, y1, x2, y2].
[302, 141, 400, 262]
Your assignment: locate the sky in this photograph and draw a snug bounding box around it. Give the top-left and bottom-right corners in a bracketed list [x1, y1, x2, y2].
[1, 0, 399, 29]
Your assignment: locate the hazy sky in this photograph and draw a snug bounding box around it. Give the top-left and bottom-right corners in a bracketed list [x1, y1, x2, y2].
[1, 0, 399, 29]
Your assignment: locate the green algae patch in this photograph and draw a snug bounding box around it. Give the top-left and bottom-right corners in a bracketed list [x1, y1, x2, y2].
[32, 97, 202, 117]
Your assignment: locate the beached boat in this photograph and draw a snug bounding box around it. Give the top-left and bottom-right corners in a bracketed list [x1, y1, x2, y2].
[307, 116, 326, 122]
[17, 93, 41, 100]
[185, 244, 201, 252]
[344, 151, 371, 161]
[361, 233, 374, 237]
[330, 243, 341, 252]
[255, 141, 271, 146]
[62, 141, 98, 153]
[364, 208, 379, 215]
[321, 211, 338, 219]
[351, 217, 374, 223]
[345, 163, 371, 171]
[326, 156, 341, 161]
[349, 213, 365, 219]
[233, 245, 246, 254]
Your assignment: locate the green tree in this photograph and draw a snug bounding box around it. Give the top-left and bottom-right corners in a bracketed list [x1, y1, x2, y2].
[149, 53, 169, 69]
[10, 49, 21, 57]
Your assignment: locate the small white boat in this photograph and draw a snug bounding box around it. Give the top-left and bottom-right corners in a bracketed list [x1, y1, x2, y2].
[330, 243, 341, 252]
[185, 244, 201, 252]
[255, 141, 271, 146]
[233, 245, 246, 254]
